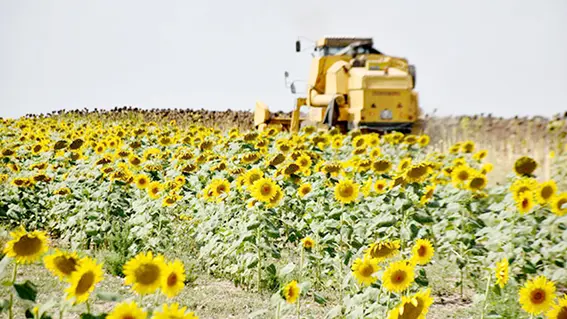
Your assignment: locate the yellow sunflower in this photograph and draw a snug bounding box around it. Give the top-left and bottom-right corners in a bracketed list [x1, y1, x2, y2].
[387, 288, 434, 319]
[334, 179, 359, 204]
[551, 193, 567, 216]
[3, 227, 49, 264]
[161, 260, 186, 298]
[282, 280, 301, 304]
[472, 150, 488, 162]
[301, 237, 315, 250]
[364, 240, 400, 262]
[210, 178, 230, 197]
[374, 179, 389, 194]
[451, 166, 472, 187]
[44, 249, 81, 280]
[382, 260, 415, 293]
[546, 294, 567, 319]
[147, 181, 162, 199]
[266, 186, 284, 208]
[420, 185, 435, 205]
[297, 183, 312, 198]
[418, 135, 430, 147]
[242, 168, 264, 187]
[519, 276, 556, 315]
[123, 251, 167, 295]
[460, 140, 475, 153]
[372, 159, 392, 174]
[135, 174, 150, 189]
[65, 257, 104, 304]
[510, 177, 538, 201]
[536, 180, 556, 205]
[152, 303, 198, 319]
[516, 191, 534, 214]
[468, 174, 488, 192]
[106, 301, 147, 319]
[398, 158, 412, 172]
[481, 163, 493, 174]
[404, 163, 430, 183]
[495, 258, 509, 289]
[250, 178, 278, 202]
[351, 257, 380, 286]
[514, 156, 538, 176]
[411, 239, 435, 265]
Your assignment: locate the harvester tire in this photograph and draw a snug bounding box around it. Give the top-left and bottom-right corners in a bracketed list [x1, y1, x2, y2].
[323, 98, 340, 128]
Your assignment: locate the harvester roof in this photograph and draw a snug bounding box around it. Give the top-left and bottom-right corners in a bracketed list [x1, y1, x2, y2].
[316, 37, 373, 48]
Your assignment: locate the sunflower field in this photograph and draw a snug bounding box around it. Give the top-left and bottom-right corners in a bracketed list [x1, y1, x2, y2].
[1, 110, 567, 319]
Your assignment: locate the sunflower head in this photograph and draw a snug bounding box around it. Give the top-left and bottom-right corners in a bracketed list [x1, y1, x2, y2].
[536, 180, 557, 205]
[301, 237, 315, 250]
[250, 178, 278, 203]
[404, 163, 430, 183]
[382, 260, 415, 293]
[551, 193, 567, 216]
[495, 258, 509, 289]
[546, 295, 567, 319]
[374, 180, 389, 194]
[152, 303, 198, 319]
[365, 240, 400, 262]
[123, 251, 167, 295]
[297, 183, 312, 198]
[387, 288, 434, 319]
[516, 191, 534, 214]
[411, 239, 435, 265]
[65, 257, 104, 304]
[334, 179, 359, 204]
[351, 256, 380, 286]
[106, 301, 148, 319]
[3, 227, 49, 264]
[468, 174, 488, 192]
[519, 276, 556, 315]
[514, 156, 538, 176]
[372, 159, 392, 174]
[161, 260, 186, 298]
[44, 249, 81, 280]
[281, 280, 301, 304]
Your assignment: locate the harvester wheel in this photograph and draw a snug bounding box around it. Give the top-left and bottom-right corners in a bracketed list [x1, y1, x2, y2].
[323, 98, 340, 129]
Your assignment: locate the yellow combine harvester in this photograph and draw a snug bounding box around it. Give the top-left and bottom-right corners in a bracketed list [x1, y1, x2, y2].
[255, 36, 423, 134]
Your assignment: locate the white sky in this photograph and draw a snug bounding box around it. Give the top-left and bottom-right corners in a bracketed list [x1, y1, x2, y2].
[1, 0, 566, 119]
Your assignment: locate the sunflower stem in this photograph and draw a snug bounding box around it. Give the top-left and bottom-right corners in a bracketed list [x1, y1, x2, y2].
[296, 294, 301, 319]
[86, 300, 91, 314]
[8, 293, 13, 319]
[384, 292, 392, 317]
[275, 301, 281, 319]
[256, 227, 262, 292]
[11, 263, 18, 284]
[480, 271, 492, 319]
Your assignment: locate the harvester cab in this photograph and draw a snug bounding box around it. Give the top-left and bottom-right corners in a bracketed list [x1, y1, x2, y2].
[254, 36, 423, 134]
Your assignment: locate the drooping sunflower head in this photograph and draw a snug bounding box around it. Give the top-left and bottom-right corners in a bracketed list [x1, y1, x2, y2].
[387, 288, 433, 319]
[472, 150, 488, 162]
[519, 276, 556, 315]
[334, 179, 359, 204]
[123, 251, 167, 295]
[411, 239, 435, 265]
[460, 140, 475, 153]
[267, 186, 284, 208]
[3, 227, 49, 264]
[420, 185, 436, 205]
[161, 260, 186, 299]
[372, 159, 392, 174]
[44, 249, 81, 280]
[351, 256, 380, 286]
[365, 240, 400, 262]
[536, 180, 557, 205]
[514, 156, 538, 176]
[551, 193, 567, 216]
[404, 163, 430, 183]
[65, 257, 104, 304]
[495, 258, 509, 289]
[152, 303, 198, 319]
[397, 157, 412, 172]
[297, 183, 312, 198]
[382, 260, 415, 293]
[106, 301, 148, 319]
[281, 280, 301, 304]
